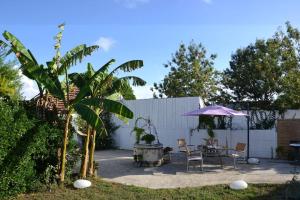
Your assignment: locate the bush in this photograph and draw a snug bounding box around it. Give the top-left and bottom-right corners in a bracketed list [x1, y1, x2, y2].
[95, 112, 119, 150]
[141, 134, 155, 144]
[0, 98, 79, 198]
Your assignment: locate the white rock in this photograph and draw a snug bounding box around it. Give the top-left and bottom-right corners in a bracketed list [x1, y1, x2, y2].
[248, 158, 260, 164]
[229, 180, 248, 190]
[73, 179, 92, 189]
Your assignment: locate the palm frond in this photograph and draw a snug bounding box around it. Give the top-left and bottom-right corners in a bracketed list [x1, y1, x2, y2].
[95, 60, 143, 94]
[110, 60, 143, 75]
[73, 103, 107, 134]
[93, 59, 115, 77]
[72, 60, 115, 105]
[87, 63, 95, 78]
[69, 73, 88, 89]
[58, 44, 99, 75]
[103, 98, 133, 119]
[29, 66, 65, 101]
[2, 31, 36, 64]
[78, 97, 102, 107]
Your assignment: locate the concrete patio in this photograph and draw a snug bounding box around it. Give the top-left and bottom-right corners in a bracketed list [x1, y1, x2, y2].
[95, 150, 297, 189]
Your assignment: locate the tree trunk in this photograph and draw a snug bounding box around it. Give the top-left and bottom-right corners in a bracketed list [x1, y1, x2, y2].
[59, 111, 72, 184]
[88, 129, 97, 176]
[80, 126, 91, 178]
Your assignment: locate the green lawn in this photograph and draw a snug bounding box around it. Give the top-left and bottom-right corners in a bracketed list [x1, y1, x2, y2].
[11, 178, 289, 200]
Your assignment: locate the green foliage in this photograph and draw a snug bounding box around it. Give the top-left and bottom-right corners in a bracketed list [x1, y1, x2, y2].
[141, 134, 155, 144]
[152, 41, 218, 103]
[222, 22, 300, 110]
[132, 127, 145, 144]
[95, 112, 120, 150]
[0, 55, 22, 99]
[120, 80, 136, 100]
[0, 99, 79, 198]
[285, 176, 300, 199]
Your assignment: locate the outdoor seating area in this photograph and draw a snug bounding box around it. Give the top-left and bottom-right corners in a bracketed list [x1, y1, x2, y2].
[177, 138, 247, 170]
[3, 2, 300, 199]
[96, 149, 295, 189]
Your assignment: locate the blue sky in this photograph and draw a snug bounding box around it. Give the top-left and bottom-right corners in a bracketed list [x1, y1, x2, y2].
[1, 0, 300, 99]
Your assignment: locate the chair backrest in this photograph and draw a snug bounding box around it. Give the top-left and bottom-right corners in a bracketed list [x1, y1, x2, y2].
[236, 143, 246, 151]
[177, 138, 187, 147]
[213, 139, 218, 146]
[177, 138, 193, 155]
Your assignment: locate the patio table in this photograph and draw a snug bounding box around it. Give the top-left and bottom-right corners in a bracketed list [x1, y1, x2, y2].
[201, 145, 227, 168]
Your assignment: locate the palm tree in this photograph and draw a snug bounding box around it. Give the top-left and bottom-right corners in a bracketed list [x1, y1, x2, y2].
[70, 61, 146, 177]
[0, 24, 137, 183]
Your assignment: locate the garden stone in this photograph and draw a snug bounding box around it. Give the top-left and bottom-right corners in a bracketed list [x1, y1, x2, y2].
[229, 180, 248, 190]
[248, 158, 260, 164]
[73, 179, 92, 189]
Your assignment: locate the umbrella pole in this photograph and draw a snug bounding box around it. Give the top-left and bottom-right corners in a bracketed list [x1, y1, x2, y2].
[247, 116, 250, 161]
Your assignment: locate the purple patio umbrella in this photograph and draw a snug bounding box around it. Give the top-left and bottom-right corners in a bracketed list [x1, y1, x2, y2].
[183, 105, 250, 159]
[182, 105, 247, 117]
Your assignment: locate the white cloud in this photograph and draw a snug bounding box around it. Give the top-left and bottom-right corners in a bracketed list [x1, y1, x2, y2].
[95, 37, 116, 52]
[114, 0, 150, 9]
[132, 85, 153, 99]
[19, 70, 39, 100]
[202, 0, 212, 4]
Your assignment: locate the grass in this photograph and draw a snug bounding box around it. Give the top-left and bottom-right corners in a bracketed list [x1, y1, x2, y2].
[11, 178, 289, 200]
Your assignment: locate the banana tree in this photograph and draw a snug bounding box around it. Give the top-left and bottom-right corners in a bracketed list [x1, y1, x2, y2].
[0, 25, 120, 183]
[70, 61, 146, 177]
[0, 25, 98, 119]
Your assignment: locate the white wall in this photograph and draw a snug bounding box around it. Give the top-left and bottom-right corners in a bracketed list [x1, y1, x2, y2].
[113, 97, 202, 149]
[113, 97, 300, 158]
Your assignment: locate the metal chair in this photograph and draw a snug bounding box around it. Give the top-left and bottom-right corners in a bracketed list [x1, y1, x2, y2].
[177, 138, 195, 153]
[229, 143, 246, 168]
[181, 143, 203, 171]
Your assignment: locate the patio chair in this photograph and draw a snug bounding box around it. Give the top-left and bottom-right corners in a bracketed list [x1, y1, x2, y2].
[182, 144, 203, 171]
[229, 143, 246, 169]
[177, 138, 195, 153]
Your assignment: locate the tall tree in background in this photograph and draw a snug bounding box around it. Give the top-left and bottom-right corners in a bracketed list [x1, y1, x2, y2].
[0, 56, 22, 98]
[222, 22, 300, 109]
[151, 41, 218, 103]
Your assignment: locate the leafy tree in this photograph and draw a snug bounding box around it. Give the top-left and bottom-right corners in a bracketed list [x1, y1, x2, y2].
[222, 22, 300, 109]
[70, 62, 145, 177]
[0, 56, 22, 98]
[151, 41, 218, 103]
[0, 25, 137, 183]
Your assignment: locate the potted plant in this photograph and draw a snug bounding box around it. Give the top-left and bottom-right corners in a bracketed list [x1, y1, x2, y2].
[132, 126, 145, 144]
[141, 134, 155, 145]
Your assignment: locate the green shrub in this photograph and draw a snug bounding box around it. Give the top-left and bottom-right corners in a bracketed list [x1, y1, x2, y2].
[141, 134, 155, 144]
[95, 112, 119, 150]
[0, 99, 80, 198]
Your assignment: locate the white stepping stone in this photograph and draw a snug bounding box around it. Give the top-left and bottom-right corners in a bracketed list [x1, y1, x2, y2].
[230, 180, 248, 190]
[73, 179, 92, 189]
[248, 158, 260, 164]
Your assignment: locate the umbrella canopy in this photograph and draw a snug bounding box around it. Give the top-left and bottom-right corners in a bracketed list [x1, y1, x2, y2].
[182, 105, 248, 116]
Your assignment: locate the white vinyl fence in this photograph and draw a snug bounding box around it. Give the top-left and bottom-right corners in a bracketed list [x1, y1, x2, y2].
[113, 97, 300, 158]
